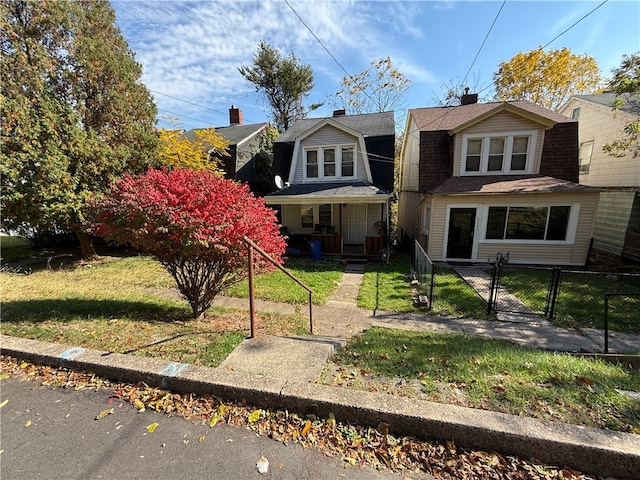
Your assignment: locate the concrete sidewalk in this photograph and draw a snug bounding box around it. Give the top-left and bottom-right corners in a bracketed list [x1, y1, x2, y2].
[2, 262, 640, 479]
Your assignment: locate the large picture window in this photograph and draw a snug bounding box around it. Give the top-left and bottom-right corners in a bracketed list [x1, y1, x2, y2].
[486, 206, 571, 241]
[462, 132, 535, 175]
[303, 145, 356, 180]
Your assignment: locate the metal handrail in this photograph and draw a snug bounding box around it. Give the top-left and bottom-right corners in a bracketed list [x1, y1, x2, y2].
[242, 236, 313, 337]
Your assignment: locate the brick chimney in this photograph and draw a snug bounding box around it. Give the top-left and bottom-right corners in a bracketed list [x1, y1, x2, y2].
[332, 109, 346, 117]
[460, 87, 478, 106]
[229, 105, 243, 125]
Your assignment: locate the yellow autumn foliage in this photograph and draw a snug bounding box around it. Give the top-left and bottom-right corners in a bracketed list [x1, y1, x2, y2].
[157, 118, 229, 174]
[493, 47, 602, 111]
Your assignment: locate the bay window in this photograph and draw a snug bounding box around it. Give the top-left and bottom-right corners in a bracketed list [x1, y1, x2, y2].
[462, 132, 535, 175]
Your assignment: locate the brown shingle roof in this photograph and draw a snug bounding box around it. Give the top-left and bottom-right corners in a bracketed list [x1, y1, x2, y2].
[410, 100, 573, 132]
[429, 175, 597, 195]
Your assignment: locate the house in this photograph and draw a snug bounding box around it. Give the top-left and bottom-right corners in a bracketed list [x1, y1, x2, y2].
[558, 93, 640, 262]
[185, 106, 271, 184]
[397, 94, 600, 266]
[264, 110, 395, 257]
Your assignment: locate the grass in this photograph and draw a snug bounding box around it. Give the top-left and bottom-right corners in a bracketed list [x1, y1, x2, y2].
[358, 254, 491, 318]
[222, 257, 344, 305]
[323, 326, 640, 433]
[0, 254, 308, 366]
[500, 267, 640, 333]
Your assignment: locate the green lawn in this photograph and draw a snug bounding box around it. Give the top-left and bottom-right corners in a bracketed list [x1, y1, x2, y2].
[358, 254, 491, 319]
[500, 267, 640, 333]
[0, 254, 308, 366]
[324, 326, 640, 433]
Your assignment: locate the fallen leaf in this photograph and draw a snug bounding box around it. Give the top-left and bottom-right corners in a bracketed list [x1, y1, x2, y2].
[25, 420, 32, 427]
[95, 408, 114, 420]
[248, 409, 262, 423]
[133, 399, 145, 412]
[0, 400, 8, 408]
[146, 422, 159, 433]
[301, 420, 312, 436]
[198, 435, 205, 443]
[0, 373, 9, 380]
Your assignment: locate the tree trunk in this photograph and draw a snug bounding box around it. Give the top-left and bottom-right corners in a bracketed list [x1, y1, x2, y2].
[73, 227, 98, 259]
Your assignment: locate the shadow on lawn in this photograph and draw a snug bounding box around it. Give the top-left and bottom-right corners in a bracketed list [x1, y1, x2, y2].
[1, 298, 191, 324]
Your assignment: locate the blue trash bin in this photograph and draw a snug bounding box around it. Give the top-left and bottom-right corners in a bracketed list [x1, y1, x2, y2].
[309, 240, 321, 259]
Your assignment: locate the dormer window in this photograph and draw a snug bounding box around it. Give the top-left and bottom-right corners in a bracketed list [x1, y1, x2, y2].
[461, 131, 536, 175]
[304, 145, 357, 180]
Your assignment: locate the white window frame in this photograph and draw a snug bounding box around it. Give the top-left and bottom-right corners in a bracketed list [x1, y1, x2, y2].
[460, 131, 537, 175]
[578, 141, 594, 174]
[303, 144, 357, 181]
[478, 204, 580, 245]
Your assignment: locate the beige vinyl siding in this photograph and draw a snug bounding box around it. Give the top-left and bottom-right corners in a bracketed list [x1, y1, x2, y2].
[452, 111, 546, 175]
[366, 203, 384, 235]
[292, 125, 366, 183]
[398, 118, 421, 239]
[398, 191, 422, 240]
[428, 192, 598, 265]
[592, 191, 635, 255]
[560, 98, 639, 187]
[401, 118, 420, 190]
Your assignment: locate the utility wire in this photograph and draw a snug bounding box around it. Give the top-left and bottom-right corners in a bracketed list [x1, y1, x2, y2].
[477, 0, 609, 95]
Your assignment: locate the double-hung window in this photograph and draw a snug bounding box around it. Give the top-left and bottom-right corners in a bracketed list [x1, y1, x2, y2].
[462, 131, 535, 175]
[300, 204, 332, 229]
[485, 206, 571, 241]
[304, 145, 356, 180]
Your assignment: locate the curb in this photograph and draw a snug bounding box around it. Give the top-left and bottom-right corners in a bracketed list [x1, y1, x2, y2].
[2, 334, 639, 480]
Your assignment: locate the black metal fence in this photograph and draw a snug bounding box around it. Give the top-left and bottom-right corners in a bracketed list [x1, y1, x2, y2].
[411, 240, 435, 310]
[488, 257, 562, 319]
[484, 259, 640, 333]
[603, 293, 640, 353]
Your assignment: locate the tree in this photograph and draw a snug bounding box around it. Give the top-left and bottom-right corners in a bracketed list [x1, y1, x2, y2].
[1, 0, 158, 258]
[92, 168, 286, 318]
[330, 57, 411, 114]
[431, 72, 489, 106]
[493, 47, 601, 111]
[603, 51, 640, 158]
[157, 118, 229, 173]
[239, 41, 314, 132]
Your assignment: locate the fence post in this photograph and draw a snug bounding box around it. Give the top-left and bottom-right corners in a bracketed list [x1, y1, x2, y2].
[603, 294, 609, 354]
[488, 263, 497, 314]
[248, 243, 256, 338]
[546, 267, 562, 320]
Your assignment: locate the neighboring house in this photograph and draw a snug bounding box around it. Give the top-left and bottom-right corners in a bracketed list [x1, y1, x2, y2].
[264, 110, 395, 256]
[185, 106, 270, 183]
[559, 93, 640, 262]
[397, 94, 599, 266]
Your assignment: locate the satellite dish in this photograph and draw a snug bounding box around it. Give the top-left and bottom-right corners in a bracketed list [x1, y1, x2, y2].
[275, 175, 284, 189]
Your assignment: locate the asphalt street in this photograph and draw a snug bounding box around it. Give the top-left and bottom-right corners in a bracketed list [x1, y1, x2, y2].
[0, 378, 430, 480]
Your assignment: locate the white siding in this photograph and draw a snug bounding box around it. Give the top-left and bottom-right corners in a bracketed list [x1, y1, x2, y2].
[292, 124, 367, 184]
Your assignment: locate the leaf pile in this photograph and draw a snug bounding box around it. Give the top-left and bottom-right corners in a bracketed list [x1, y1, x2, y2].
[0, 356, 609, 479]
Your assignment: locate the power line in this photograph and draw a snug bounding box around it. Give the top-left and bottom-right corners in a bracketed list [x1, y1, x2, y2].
[461, 0, 506, 88]
[477, 0, 609, 95]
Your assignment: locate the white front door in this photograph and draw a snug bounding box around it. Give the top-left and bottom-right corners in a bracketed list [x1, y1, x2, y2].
[347, 204, 367, 243]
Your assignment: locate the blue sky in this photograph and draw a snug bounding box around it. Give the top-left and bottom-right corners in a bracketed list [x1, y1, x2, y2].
[111, 0, 639, 130]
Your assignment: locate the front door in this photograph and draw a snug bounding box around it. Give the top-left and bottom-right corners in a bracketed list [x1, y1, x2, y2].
[347, 204, 367, 244]
[446, 208, 476, 259]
